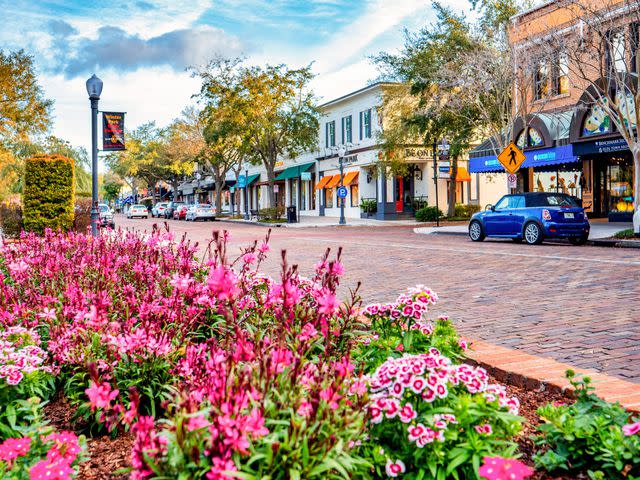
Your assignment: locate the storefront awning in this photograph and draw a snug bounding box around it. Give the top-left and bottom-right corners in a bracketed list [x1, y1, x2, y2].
[275, 162, 315, 181]
[315, 175, 332, 190]
[470, 144, 579, 173]
[455, 167, 471, 182]
[325, 174, 342, 188]
[343, 171, 359, 186]
[246, 174, 260, 186]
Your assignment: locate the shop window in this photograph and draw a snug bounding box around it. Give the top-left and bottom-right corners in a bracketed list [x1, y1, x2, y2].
[325, 187, 334, 208]
[516, 130, 527, 150]
[582, 103, 611, 136]
[350, 184, 359, 207]
[534, 62, 549, 100]
[615, 89, 637, 130]
[534, 170, 582, 197]
[553, 52, 569, 95]
[609, 157, 634, 214]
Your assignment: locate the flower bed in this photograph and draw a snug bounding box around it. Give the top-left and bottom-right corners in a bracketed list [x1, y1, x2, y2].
[0, 229, 638, 479]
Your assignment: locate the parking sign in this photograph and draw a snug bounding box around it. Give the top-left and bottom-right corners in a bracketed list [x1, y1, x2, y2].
[337, 186, 348, 198]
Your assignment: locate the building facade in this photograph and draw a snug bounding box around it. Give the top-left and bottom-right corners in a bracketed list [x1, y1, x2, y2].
[471, 0, 636, 221]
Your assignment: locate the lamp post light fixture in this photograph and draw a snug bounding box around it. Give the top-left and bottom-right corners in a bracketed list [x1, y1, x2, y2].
[336, 144, 347, 226]
[244, 167, 250, 220]
[86, 74, 103, 237]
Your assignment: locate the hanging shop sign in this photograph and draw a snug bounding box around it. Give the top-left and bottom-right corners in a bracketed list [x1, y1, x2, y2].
[437, 161, 451, 179]
[102, 112, 126, 151]
[237, 175, 247, 188]
[301, 172, 312, 181]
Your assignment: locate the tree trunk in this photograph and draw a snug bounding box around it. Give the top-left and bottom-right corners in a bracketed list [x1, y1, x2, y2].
[151, 181, 158, 204]
[171, 178, 179, 202]
[266, 168, 276, 209]
[215, 181, 224, 213]
[447, 158, 458, 218]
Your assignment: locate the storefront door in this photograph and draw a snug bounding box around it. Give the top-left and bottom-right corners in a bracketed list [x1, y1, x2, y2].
[395, 176, 403, 212]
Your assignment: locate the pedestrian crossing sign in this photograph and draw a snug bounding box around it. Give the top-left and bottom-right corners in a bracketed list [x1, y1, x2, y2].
[497, 142, 526, 174]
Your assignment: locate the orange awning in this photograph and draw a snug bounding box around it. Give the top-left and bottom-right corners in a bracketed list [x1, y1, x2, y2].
[315, 175, 333, 190]
[325, 174, 342, 188]
[343, 171, 359, 186]
[455, 167, 472, 182]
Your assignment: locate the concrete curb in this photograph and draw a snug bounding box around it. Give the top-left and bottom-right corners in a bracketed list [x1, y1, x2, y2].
[464, 338, 640, 412]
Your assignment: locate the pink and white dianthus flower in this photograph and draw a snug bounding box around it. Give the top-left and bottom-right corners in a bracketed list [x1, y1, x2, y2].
[385, 459, 406, 477]
[622, 421, 640, 436]
[478, 456, 534, 480]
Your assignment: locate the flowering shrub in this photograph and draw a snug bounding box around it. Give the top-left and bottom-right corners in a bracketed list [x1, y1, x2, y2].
[0, 326, 55, 439]
[358, 286, 466, 370]
[534, 370, 640, 478]
[362, 351, 523, 479]
[0, 398, 86, 479]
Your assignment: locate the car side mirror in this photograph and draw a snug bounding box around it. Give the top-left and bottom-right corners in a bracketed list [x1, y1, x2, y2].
[485, 204, 494, 211]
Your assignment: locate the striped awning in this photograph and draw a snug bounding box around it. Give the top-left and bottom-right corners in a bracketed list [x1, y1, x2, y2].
[315, 175, 333, 190]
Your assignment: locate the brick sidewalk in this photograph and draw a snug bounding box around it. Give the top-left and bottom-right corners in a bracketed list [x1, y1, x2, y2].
[116, 217, 640, 384]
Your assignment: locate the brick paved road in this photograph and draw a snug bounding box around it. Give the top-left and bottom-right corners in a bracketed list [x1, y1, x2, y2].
[117, 215, 640, 384]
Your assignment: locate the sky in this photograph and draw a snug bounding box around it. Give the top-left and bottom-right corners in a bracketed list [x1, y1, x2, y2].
[1, 0, 471, 154]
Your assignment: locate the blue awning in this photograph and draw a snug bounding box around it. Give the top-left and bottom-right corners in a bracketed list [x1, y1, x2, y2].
[470, 144, 578, 173]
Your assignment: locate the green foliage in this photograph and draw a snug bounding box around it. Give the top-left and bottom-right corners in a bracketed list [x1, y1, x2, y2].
[22, 154, 75, 234]
[72, 198, 92, 233]
[102, 181, 122, 203]
[453, 203, 481, 218]
[415, 206, 443, 222]
[0, 203, 23, 238]
[613, 228, 636, 239]
[359, 199, 377, 215]
[259, 207, 285, 220]
[533, 370, 640, 478]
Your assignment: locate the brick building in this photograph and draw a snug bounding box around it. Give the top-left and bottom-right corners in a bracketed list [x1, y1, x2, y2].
[471, 0, 637, 221]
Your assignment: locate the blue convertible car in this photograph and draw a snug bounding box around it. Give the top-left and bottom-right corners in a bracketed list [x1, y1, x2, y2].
[469, 192, 590, 245]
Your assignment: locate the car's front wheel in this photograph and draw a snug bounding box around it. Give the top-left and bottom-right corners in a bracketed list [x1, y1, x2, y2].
[569, 235, 588, 246]
[524, 222, 543, 245]
[469, 221, 485, 242]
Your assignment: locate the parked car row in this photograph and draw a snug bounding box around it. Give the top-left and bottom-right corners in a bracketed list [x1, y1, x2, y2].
[125, 201, 216, 222]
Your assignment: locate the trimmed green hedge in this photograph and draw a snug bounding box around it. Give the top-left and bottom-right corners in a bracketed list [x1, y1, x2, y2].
[23, 154, 75, 234]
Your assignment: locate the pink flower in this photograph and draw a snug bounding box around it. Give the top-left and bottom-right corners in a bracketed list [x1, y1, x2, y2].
[259, 242, 270, 253]
[385, 459, 406, 477]
[475, 424, 493, 435]
[398, 403, 417, 423]
[0, 437, 32, 462]
[478, 457, 534, 480]
[395, 343, 404, 352]
[317, 290, 339, 315]
[85, 381, 119, 410]
[297, 401, 313, 418]
[622, 421, 640, 436]
[242, 252, 257, 264]
[329, 261, 345, 276]
[186, 414, 211, 432]
[298, 323, 318, 342]
[29, 459, 75, 480]
[206, 457, 237, 480]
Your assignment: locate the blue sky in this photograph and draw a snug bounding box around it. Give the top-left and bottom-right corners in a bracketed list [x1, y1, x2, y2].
[0, 0, 465, 154]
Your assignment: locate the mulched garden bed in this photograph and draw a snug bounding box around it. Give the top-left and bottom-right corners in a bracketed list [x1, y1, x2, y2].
[43, 374, 584, 479]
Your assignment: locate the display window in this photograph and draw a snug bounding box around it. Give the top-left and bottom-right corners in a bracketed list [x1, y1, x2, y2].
[350, 184, 359, 207]
[608, 157, 634, 214]
[325, 187, 334, 208]
[533, 169, 583, 197]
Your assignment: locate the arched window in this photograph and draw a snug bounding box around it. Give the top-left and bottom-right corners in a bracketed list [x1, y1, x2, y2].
[528, 127, 544, 147]
[516, 130, 527, 150]
[582, 103, 611, 136]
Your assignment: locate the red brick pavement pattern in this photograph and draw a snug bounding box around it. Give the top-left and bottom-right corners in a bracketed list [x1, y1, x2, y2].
[466, 339, 640, 411]
[116, 215, 640, 384]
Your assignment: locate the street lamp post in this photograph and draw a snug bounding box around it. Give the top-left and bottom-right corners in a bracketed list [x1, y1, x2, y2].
[244, 167, 250, 220]
[86, 74, 103, 237]
[337, 144, 347, 226]
[431, 140, 439, 227]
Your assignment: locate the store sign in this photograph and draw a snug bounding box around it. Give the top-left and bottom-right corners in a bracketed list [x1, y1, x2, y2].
[300, 172, 312, 181]
[237, 175, 247, 188]
[572, 137, 629, 155]
[438, 161, 451, 179]
[102, 112, 126, 151]
[273, 184, 279, 193]
[405, 148, 433, 160]
[342, 154, 358, 165]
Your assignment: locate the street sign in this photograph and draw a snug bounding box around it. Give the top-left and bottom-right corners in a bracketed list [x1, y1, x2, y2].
[273, 184, 279, 193]
[438, 161, 451, 179]
[237, 175, 247, 188]
[337, 186, 348, 198]
[498, 142, 526, 174]
[507, 173, 517, 189]
[300, 172, 311, 181]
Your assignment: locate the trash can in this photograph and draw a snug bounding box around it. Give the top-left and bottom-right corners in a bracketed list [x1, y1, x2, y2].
[286, 205, 297, 223]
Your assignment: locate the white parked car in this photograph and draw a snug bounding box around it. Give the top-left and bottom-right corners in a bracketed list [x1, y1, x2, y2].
[127, 204, 149, 219]
[151, 202, 169, 218]
[185, 204, 215, 221]
[98, 204, 115, 228]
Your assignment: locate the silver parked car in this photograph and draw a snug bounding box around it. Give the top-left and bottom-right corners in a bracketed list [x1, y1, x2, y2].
[98, 204, 115, 228]
[151, 202, 169, 218]
[185, 204, 215, 221]
[126, 204, 149, 219]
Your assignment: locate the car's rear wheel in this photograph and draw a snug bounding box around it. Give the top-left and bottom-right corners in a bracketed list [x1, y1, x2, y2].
[569, 235, 588, 246]
[469, 221, 485, 242]
[524, 222, 543, 245]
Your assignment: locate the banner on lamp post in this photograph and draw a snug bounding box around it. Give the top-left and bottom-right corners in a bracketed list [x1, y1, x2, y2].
[102, 112, 126, 151]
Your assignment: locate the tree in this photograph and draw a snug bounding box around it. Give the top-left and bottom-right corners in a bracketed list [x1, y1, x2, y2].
[374, 4, 482, 216]
[195, 58, 319, 208]
[534, 0, 640, 229]
[102, 172, 123, 204]
[0, 50, 52, 145]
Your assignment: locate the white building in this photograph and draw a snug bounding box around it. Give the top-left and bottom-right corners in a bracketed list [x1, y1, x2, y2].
[224, 82, 502, 219]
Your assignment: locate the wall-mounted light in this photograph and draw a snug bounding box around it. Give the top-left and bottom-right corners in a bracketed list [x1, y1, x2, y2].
[414, 167, 423, 181]
[367, 174, 372, 184]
